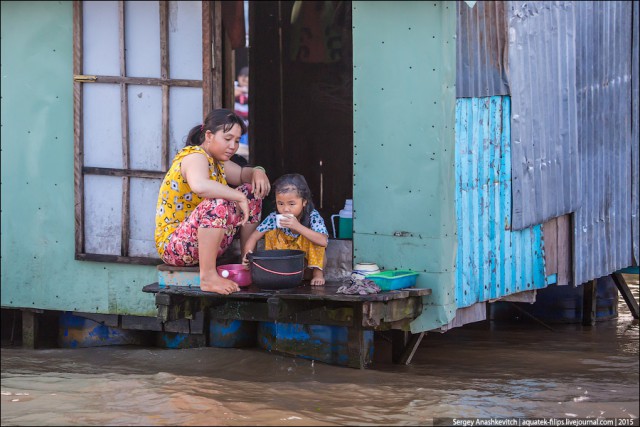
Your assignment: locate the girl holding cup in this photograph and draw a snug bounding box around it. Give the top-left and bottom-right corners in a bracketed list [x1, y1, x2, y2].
[242, 174, 329, 285]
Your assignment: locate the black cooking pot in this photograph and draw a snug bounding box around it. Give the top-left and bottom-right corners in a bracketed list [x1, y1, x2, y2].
[248, 249, 305, 290]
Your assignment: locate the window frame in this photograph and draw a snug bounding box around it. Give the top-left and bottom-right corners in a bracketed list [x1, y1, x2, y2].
[72, 0, 223, 265]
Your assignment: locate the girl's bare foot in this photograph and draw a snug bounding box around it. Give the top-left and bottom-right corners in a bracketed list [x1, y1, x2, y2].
[200, 271, 240, 294]
[310, 268, 325, 286]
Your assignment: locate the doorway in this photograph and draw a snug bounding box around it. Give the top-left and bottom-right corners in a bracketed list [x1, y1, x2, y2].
[247, 0, 353, 228]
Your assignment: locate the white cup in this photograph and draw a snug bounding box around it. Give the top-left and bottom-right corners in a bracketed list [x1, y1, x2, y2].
[275, 214, 290, 228]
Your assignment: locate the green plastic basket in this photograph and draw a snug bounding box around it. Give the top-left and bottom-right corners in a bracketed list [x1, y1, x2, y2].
[366, 270, 419, 291]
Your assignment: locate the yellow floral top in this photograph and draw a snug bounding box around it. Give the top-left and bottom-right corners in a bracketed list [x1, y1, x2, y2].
[154, 146, 227, 257]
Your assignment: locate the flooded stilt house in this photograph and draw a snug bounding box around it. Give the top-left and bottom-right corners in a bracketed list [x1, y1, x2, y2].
[1, 1, 638, 368]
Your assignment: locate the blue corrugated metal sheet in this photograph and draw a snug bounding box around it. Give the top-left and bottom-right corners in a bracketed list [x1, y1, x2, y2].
[573, 1, 635, 285]
[456, 0, 509, 98]
[455, 96, 547, 308]
[507, 1, 581, 231]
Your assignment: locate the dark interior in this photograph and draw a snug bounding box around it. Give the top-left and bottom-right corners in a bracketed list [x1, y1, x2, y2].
[248, 1, 353, 228]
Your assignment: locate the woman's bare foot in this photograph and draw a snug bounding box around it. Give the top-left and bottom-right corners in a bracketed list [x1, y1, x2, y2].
[200, 271, 240, 294]
[310, 268, 325, 286]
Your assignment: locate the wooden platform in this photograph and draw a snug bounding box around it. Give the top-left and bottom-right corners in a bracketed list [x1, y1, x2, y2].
[142, 281, 431, 368]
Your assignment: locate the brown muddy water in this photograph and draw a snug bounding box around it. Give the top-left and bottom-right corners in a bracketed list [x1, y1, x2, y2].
[2, 279, 638, 426]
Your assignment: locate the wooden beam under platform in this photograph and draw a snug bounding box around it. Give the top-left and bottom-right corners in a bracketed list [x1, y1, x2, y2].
[142, 281, 431, 368]
[612, 272, 639, 319]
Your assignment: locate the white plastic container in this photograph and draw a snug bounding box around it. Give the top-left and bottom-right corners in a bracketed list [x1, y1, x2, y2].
[351, 262, 381, 281]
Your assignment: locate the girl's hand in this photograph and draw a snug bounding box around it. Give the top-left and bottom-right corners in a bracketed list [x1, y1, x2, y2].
[251, 168, 271, 199]
[235, 195, 250, 226]
[278, 214, 301, 232]
[241, 250, 252, 267]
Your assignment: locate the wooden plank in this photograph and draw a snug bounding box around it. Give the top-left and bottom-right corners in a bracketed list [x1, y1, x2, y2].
[209, 299, 353, 326]
[362, 298, 422, 327]
[347, 303, 368, 369]
[404, 288, 432, 297]
[76, 253, 164, 265]
[157, 264, 200, 273]
[21, 310, 38, 349]
[159, 0, 168, 80]
[210, 300, 270, 322]
[165, 296, 202, 323]
[223, 21, 234, 109]
[612, 272, 639, 319]
[542, 217, 558, 276]
[557, 214, 572, 286]
[148, 282, 427, 329]
[119, 1, 130, 257]
[162, 84, 169, 170]
[164, 318, 191, 333]
[83, 75, 202, 87]
[74, 312, 119, 327]
[73, 0, 85, 256]
[396, 332, 425, 365]
[121, 315, 163, 331]
[144, 282, 431, 303]
[202, 0, 213, 116]
[190, 311, 206, 335]
[83, 167, 166, 179]
[160, 0, 170, 170]
[212, 1, 223, 109]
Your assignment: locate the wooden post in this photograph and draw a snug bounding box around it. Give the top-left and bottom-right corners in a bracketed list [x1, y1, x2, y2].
[347, 304, 367, 369]
[612, 272, 639, 319]
[582, 279, 597, 326]
[397, 332, 425, 365]
[21, 310, 39, 349]
[391, 330, 408, 363]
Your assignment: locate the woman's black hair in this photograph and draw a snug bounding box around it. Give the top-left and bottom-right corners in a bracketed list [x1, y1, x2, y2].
[186, 108, 247, 147]
[272, 174, 315, 227]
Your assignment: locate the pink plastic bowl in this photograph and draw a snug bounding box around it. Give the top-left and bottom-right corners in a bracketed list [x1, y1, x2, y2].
[217, 264, 252, 287]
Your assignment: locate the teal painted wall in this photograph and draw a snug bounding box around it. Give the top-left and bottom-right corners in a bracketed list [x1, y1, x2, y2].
[1, 1, 157, 316]
[352, 1, 457, 332]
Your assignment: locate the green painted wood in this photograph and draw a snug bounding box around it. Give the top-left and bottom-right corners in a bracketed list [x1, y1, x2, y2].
[352, 1, 457, 332]
[1, 1, 156, 316]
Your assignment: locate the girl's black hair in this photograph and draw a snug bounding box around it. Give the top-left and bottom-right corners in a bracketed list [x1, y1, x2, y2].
[186, 108, 247, 147]
[272, 173, 315, 227]
[238, 66, 249, 78]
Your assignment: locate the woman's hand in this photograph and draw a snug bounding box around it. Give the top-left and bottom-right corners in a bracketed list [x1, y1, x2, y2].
[235, 195, 250, 226]
[251, 168, 271, 199]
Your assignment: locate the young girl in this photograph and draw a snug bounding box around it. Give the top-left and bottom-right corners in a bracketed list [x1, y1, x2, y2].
[242, 174, 329, 285]
[154, 109, 271, 294]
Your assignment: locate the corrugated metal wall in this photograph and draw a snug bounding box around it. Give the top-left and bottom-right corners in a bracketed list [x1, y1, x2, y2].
[456, 1, 509, 98]
[573, 0, 635, 286]
[632, 1, 639, 266]
[507, 1, 581, 231]
[458, 1, 638, 286]
[455, 96, 546, 308]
